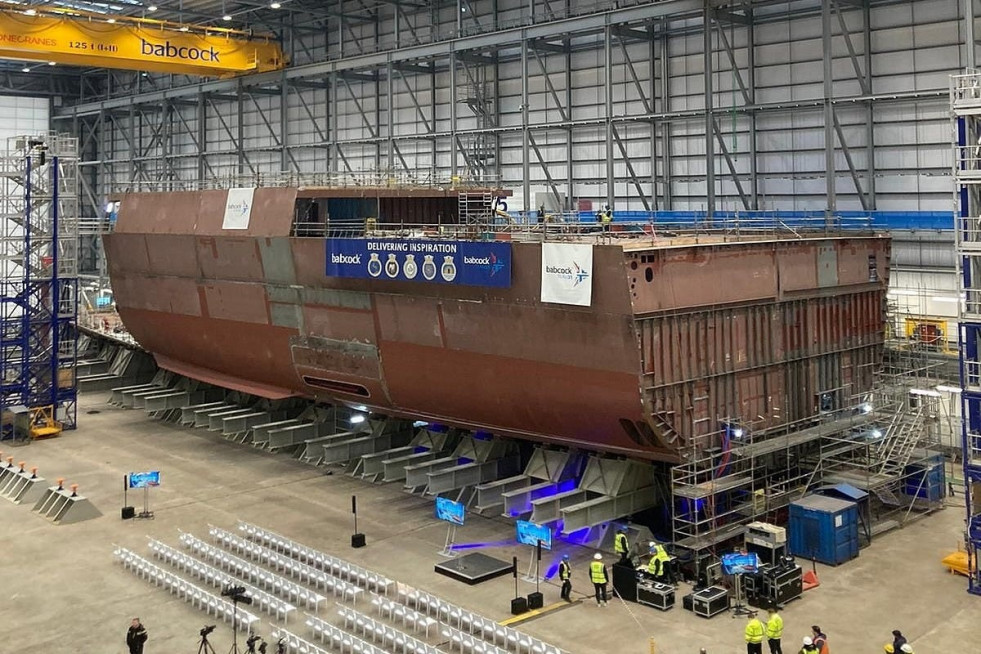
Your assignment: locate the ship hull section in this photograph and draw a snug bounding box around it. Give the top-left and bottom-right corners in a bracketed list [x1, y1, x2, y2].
[105, 188, 890, 462]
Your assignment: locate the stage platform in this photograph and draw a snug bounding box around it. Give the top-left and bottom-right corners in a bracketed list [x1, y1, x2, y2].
[434, 552, 514, 586]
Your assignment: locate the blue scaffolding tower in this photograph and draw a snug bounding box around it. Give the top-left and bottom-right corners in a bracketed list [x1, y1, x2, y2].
[0, 134, 78, 439]
[953, 72, 981, 595]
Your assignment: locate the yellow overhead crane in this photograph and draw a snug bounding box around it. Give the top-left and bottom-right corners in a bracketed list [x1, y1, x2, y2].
[0, 3, 285, 77]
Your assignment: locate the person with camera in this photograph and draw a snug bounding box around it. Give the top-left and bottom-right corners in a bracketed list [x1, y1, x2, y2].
[127, 617, 148, 654]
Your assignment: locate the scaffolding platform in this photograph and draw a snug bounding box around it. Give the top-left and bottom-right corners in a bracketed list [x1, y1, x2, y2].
[730, 416, 873, 459]
[672, 474, 753, 500]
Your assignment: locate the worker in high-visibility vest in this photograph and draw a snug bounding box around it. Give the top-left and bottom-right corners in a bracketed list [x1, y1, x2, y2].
[745, 613, 765, 654]
[765, 606, 784, 654]
[558, 554, 572, 602]
[589, 553, 608, 606]
[648, 541, 676, 583]
[614, 529, 630, 562]
[600, 205, 613, 232]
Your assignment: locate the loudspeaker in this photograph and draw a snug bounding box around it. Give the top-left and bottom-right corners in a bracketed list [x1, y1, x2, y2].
[527, 592, 544, 610]
[351, 533, 366, 548]
[510, 596, 528, 615]
[121, 506, 135, 520]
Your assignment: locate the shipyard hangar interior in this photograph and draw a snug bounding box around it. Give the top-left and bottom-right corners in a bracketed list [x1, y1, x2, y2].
[0, 1, 980, 654]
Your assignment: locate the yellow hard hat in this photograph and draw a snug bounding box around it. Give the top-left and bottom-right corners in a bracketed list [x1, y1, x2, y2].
[884, 646, 895, 653]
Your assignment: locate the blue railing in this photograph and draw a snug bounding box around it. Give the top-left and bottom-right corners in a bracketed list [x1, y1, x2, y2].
[512, 210, 955, 231]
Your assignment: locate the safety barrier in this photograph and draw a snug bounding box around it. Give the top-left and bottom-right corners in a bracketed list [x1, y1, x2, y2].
[113, 546, 259, 632]
[207, 526, 366, 603]
[237, 521, 394, 595]
[179, 532, 329, 610]
[32, 481, 102, 525]
[147, 538, 295, 623]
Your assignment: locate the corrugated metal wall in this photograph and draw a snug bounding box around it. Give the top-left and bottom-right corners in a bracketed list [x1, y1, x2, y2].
[66, 0, 968, 216]
[638, 291, 883, 443]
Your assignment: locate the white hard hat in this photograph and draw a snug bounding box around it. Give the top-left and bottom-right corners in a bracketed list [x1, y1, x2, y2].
[802, 637, 813, 646]
[900, 646, 913, 654]
[593, 553, 602, 560]
[649, 541, 656, 548]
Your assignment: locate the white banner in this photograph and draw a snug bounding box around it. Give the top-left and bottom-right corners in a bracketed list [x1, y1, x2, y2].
[221, 187, 255, 230]
[541, 243, 593, 306]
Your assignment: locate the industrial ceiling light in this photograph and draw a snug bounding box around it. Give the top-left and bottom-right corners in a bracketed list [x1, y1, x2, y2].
[179, 26, 189, 31]
[223, 14, 232, 21]
[48, 61, 56, 66]
[107, 18, 116, 23]
[148, 5, 158, 11]
[24, 9, 37, 16]
[350, 414, 366, 425]
[21, 67, 30, 73]
[270, 2, 282, 8]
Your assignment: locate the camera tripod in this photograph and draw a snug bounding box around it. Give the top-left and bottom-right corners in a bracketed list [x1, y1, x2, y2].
[197, 634, 217, 654]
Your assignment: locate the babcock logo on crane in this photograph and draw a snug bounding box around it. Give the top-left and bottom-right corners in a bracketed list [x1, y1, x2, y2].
[141, 39, 221, 62]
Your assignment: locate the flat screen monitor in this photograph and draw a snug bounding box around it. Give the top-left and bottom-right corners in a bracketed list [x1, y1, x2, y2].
[515, 520, 552, 550]
[721, 552, 760, 575]
[435, 497, 465, 526]
[128, 471, 161, 489]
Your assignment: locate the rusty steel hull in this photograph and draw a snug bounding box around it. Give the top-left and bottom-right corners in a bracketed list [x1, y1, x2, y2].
[105, 188, 891, 462]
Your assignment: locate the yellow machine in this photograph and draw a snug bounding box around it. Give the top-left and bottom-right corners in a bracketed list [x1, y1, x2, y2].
[903, 317, 953, 353]
[27, 406, 62, 440]
[0, 4, 284, 77]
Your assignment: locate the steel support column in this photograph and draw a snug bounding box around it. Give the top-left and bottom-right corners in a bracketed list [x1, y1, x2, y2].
[968, 0, 977, 70]
[450, 53, 459, 179]
[521, 40, 530, 212]
[703, 9, 715, 218]
[660, 21, 672, 209]
[604, 26, 614, 211]
[863, 0, 876, 209]
[823, 0, 837, 216]
[197, 93, 207, 181]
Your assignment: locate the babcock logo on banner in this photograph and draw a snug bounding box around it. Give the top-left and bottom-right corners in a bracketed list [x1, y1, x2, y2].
[541, 243, 593, 306]
[325, 238, 512, 288]
[221, 187, 255, 230]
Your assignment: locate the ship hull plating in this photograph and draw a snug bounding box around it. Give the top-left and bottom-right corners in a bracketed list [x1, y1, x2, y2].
[105, 188, 890, 462]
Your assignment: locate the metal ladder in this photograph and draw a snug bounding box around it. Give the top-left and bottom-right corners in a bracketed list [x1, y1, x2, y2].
[876, 403, 925, 476]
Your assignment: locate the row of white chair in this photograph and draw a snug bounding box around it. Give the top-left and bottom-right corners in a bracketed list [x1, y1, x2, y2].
[238, 521, 393, 595]
[179, 532, 327, 611]
[274, 624, 386, 654]
[236, 523, 565, 654]
[369, 594, 437, 637]
[400, 587, 565, 654]
[270, 627, 331, 654]
[147, 537, 296, 623]
[334, 605, 439, 654]
[114, 546, 259, 632]
[442, 625, 510, 654]
[208, 527, 366, 606]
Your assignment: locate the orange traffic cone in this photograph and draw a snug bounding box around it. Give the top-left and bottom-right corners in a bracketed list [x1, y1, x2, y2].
[802, 569, 820, 590]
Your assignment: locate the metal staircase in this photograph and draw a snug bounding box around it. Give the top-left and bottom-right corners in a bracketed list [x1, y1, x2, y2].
[875, 403, 925, 477]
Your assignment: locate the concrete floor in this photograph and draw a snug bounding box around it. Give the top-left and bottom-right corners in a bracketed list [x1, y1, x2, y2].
[0, 391, 973, 654]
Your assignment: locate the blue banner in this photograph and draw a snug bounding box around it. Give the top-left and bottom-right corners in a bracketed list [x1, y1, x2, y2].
[129, 471, 161, 488]
[326, 238, 512, 288]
